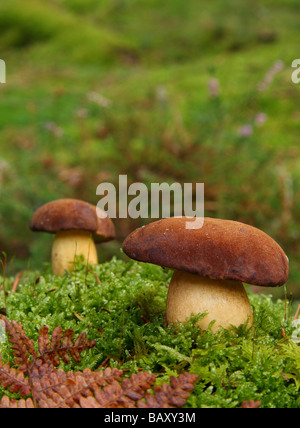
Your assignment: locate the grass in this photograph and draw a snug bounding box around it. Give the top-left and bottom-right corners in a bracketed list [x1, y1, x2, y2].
[0, 259, 299, 408]
[0, 1, 299, 409]
[0, 0, 299, 301]
[1, 0, 300, 409]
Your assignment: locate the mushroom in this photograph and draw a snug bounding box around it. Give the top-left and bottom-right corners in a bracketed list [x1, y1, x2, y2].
[30, 199, 116, 276]
[122, 217, 289, 332]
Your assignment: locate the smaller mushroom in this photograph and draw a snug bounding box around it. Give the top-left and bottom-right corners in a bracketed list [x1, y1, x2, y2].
[123, 217, 289, 332]
[30, 199, 115, 276]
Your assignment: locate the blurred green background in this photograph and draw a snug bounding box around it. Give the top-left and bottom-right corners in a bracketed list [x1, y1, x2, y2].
[0, 0, 299, 298]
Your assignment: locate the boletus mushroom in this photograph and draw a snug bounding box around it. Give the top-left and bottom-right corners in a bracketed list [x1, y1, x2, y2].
[30, 199, 115, 276]
[123, 217, 289, 332]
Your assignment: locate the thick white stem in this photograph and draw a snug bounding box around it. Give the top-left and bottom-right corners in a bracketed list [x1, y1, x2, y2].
[51, 230, 98, 276]
[166, 270, 253, 332]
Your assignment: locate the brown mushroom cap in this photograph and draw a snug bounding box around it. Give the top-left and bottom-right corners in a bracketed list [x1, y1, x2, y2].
[30, 199, 116, 243]
[122, 217, 289, 287]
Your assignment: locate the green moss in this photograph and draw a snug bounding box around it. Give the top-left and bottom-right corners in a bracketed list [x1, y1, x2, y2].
[0, 0, 300, 298]
[0, 258, 299, 408]
[0, 0, 135, 64]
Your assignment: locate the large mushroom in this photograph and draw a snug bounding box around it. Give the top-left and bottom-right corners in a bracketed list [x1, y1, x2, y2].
[123, 217, 289, 332]
[30, 199, 115, 276]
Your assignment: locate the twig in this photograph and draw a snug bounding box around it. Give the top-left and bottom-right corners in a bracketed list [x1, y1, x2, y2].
[74, 312, 84, 321]
[84, 235, 93, 291]
[141, 315, 150, 324]
[284, 286, 287, 321]
[252, 326, 257, 360]
[12, 271, 25, 293]
[118, 312, 125, 363]
[89, 271, 101, 285]
[293, 304, 300, 321]
[0, 253, 7, 307]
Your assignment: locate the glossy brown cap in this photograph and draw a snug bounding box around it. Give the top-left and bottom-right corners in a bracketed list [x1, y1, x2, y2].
[30, 199, 116, 243]
[122, 217, 289, 287]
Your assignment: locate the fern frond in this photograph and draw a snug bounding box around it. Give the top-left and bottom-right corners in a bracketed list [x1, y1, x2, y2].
[1, 317, 37, 372]
[0, 355, 31, 396]
[79, 371, 157, 408]
[0, 396, 35, 408]
[138, 373, 198, 408]
[0, 317, 198, 408]
[31, 363, 125, 408]
[38, 325, 96, 366]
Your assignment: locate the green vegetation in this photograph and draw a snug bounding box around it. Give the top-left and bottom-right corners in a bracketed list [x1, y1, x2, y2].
[0, 1, 299, 297]
[0, 1, 299, 407]
[0, 259, 299, 408]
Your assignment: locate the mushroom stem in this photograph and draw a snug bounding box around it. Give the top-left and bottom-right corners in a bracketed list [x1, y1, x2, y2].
[51, 230, 98, 276]
[166, 270, 253, 332]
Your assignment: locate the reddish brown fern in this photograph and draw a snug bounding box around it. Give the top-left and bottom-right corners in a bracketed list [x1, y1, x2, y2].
[241, 400, 261, 408]
[0, 317, 198, 408]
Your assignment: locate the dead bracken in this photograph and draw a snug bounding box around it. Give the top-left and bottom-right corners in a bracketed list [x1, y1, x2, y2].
[0, 317, 198, 408]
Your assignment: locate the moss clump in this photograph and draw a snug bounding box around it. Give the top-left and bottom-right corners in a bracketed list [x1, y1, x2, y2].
[0, 0, 135, 64]
[0, 257, 299, 408]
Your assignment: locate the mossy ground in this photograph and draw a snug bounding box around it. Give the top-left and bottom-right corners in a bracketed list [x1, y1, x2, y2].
[0, 1, 300, 407]
[0, 0, 300, 302]
[0, 258, 299, 408]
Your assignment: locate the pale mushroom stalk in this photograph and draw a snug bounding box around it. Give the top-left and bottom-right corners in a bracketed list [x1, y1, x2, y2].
[51, 230, 98, 276]
[166, 270, 253, 333]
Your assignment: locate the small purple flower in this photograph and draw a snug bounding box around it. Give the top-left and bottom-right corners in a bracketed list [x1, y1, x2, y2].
[238, 124, 253, 138]
[255, 112, 268, 126]
[44, 122, 64, 138]
[208, 78, 220, 98]
[258, 60, 284, 91]
[87, 92, 111, 107]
